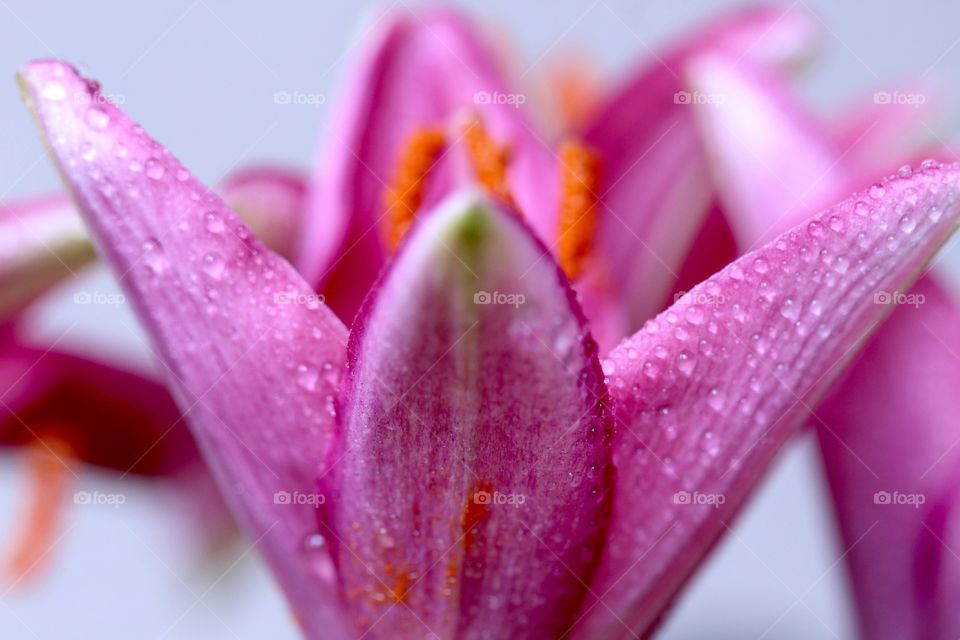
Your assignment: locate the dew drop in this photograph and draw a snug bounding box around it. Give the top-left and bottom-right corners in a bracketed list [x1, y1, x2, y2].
[303, 533, 326, 550]
[205, 211, 226, 234]
[86, 107, 109, 129]
[828, 216, 845, 233]
[42, 81, 66, 101]
[897, 165, 913, 178]
[930, 207, 943, 222]
[898, 215, 917, 234]
[904, 187, 919, 207]
[807, 221, 825, 238]
[702, 431, 719, 457]
[869, 184, 886, 199]
[176, 168, 190, 182]
[145, 158, 165, 180]
[780, 298, 800, 321]
[854, 201, 869, 217]
[752, 257, 770, 274]
[202, 252, 225, 280]
[707, 387, 726, 412]
[685, 306, 705, 325]
[296, 362, 320, 391]
[141, 239, 167, 275]
[676, 351, 695, 376]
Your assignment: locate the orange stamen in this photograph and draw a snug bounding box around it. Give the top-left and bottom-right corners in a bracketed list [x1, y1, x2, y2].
[383, 128, 446, 251]
[462, 117, 514, 205]
[557, 140, 602, 280]
[461, 481, 492, 559]
[4, 437, 72, 584]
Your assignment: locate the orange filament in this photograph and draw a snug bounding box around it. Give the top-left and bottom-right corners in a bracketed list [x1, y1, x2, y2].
[383, 128, 446, 251]
[557, 140, 602, 280]
[548, 58, 602, 131]
[462, 117, 513, 205]
[4, 437, 72, 584]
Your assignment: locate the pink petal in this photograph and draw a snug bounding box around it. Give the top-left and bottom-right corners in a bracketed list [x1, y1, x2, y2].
[300, 8, 556, 322]
[20, 60, 351, 639]
[571, 164, 960, 639]
[817, 277, 960, 639]
[687, 53, 847, 248]
[688, 53, 960, 638]
[0, 194, 94, 319]
[580, 6, 816, 349]
[832, 82, 945, 179]
[217, 165, 307, 261]
[322, 191, 612, 638]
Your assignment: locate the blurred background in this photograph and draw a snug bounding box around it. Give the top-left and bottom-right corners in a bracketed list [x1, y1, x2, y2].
[2, 0, 960, 637]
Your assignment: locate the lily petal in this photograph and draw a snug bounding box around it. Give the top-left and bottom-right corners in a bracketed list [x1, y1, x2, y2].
[580, 6, 816, 348]
[687, 53, 846, 247]
[324, 192, 612, 638]
[218, 165, 307, 261]
[0, 194, 94, 319]
[571, 164, 960, 639]
[817, 277, 960, 640]
[301, 8, 556, 322]
[688, 53, 960, 638]
[20, 60, 351, 638]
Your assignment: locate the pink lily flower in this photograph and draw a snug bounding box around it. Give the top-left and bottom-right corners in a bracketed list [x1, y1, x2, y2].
[686, 54, 960, 638]
[18, 0, 960, 622]
[0, 165, 309, 581]
[299, 6, 816, 353]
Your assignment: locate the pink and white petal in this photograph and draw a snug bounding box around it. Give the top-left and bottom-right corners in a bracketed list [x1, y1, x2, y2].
[323, 191, 612, 639]
[218, 165, 307, 261]
[816, 277, 960, 640]
[0, 194, 94, 319]
[832, 82, 946, 179]
[300, 7, 556, 322]
[20, 60, 351, 639]
[687, 53, 847, 248]
[580, 6, 816, 347]
[571, 164, 960, 639]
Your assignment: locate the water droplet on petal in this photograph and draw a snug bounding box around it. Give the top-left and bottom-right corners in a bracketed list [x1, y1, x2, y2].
[780, 298, 800, 321]
[854, 201, 869, 217]
[897, 165, 913, 178]
[899, 215, 917, 234]
[202, 252, 225, 280]
[141, 239, 167, 275]
[145, 158, 165, 180]
[752, 257, 770, 274]
[869, 184, 886, 199]
[42, 81, 66, 101]
[86, 107, 109, 129]
[205, 212, 226, 234]
[296, 362, 319, 391]
[707, 387, 726, 412]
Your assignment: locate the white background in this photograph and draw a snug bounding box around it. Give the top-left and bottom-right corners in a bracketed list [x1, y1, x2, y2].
[3, 1, 960, 637]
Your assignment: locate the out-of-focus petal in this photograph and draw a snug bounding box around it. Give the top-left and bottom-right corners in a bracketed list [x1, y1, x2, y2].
[20, 60, 351, 639]
[218, 165, 307, 261]
[817, 277, 960, 640]
[580, 6, 817, 349]
[571, 164, 960, 639]
[687, 53, 845, 247]
[323, 191, 612, 638]
[833, 82, 946, 179]
[300, 8, 556, 322]
[0, 194, 94, 319]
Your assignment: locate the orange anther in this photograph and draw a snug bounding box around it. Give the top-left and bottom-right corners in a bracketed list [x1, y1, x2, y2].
[557, 140, 602, 280]
[462, 116, 513, 206]
[383, 128, 446, 251]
